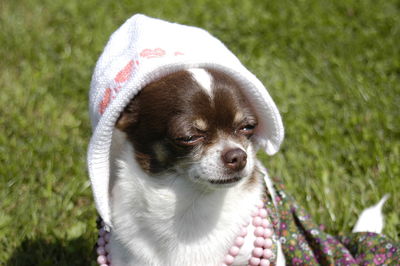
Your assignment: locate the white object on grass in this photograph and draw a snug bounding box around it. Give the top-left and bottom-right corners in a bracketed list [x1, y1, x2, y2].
[352, 194, 390, 234]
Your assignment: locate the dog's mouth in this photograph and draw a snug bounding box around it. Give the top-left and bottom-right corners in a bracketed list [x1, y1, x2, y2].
[207, 176, 242, 185]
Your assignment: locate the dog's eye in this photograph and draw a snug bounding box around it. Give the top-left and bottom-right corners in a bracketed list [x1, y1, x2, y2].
[175, 135, 205, 146]
[238, 124, 256, 137]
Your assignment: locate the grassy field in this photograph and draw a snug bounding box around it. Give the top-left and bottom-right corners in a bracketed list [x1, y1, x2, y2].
[1, 0, 399, 264]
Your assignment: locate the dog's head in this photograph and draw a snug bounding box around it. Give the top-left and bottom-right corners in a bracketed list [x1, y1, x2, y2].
[116, 68, 259, 189]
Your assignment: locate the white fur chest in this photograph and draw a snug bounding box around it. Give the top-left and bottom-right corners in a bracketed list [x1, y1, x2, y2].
[109, 144, 263, 266]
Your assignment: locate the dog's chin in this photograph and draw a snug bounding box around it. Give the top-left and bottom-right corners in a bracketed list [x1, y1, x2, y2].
[181, 155, 256, 190]
[186, 173, 250, 190]
[207, 176, 242, 186]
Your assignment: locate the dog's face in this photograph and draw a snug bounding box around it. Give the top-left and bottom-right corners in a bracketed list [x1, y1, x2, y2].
[117, 68, 258, 189]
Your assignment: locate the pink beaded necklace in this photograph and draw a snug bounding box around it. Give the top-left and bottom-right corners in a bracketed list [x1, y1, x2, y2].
[96, 199, 274, 266]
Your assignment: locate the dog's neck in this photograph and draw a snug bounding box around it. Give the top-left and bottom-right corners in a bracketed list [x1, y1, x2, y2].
[109, 130, 264, 265]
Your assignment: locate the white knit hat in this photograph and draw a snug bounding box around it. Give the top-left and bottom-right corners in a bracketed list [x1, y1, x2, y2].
[88, 14, 284, 228]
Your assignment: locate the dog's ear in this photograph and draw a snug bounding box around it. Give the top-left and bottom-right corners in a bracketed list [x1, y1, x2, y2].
[116, 100, 139, 131]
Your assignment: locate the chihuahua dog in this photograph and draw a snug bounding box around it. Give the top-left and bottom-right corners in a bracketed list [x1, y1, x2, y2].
[108, 68, 283, 265]
[105, 66, 386, 266]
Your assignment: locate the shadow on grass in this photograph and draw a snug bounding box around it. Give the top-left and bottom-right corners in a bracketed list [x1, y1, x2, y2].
[6, 236, 96, 266]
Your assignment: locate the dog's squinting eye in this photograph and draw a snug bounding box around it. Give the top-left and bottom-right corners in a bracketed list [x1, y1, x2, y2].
[175, 135, 205, 146]
[238, 124, 256, 137]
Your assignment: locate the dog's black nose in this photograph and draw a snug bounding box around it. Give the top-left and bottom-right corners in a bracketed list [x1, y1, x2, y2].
[222, 148, 247, 171]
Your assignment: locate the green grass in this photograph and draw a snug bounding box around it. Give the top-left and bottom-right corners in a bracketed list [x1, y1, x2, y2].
[1, 0, 399, 264]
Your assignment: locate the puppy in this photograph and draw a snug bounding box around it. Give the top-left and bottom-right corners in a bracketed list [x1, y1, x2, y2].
[108, 68, 275, 265]
[105, 67, 387, 266]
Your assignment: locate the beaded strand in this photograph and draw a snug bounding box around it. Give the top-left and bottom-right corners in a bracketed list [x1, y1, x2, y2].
[222, 200, 274, 266]
[96, 221, 111, 266]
